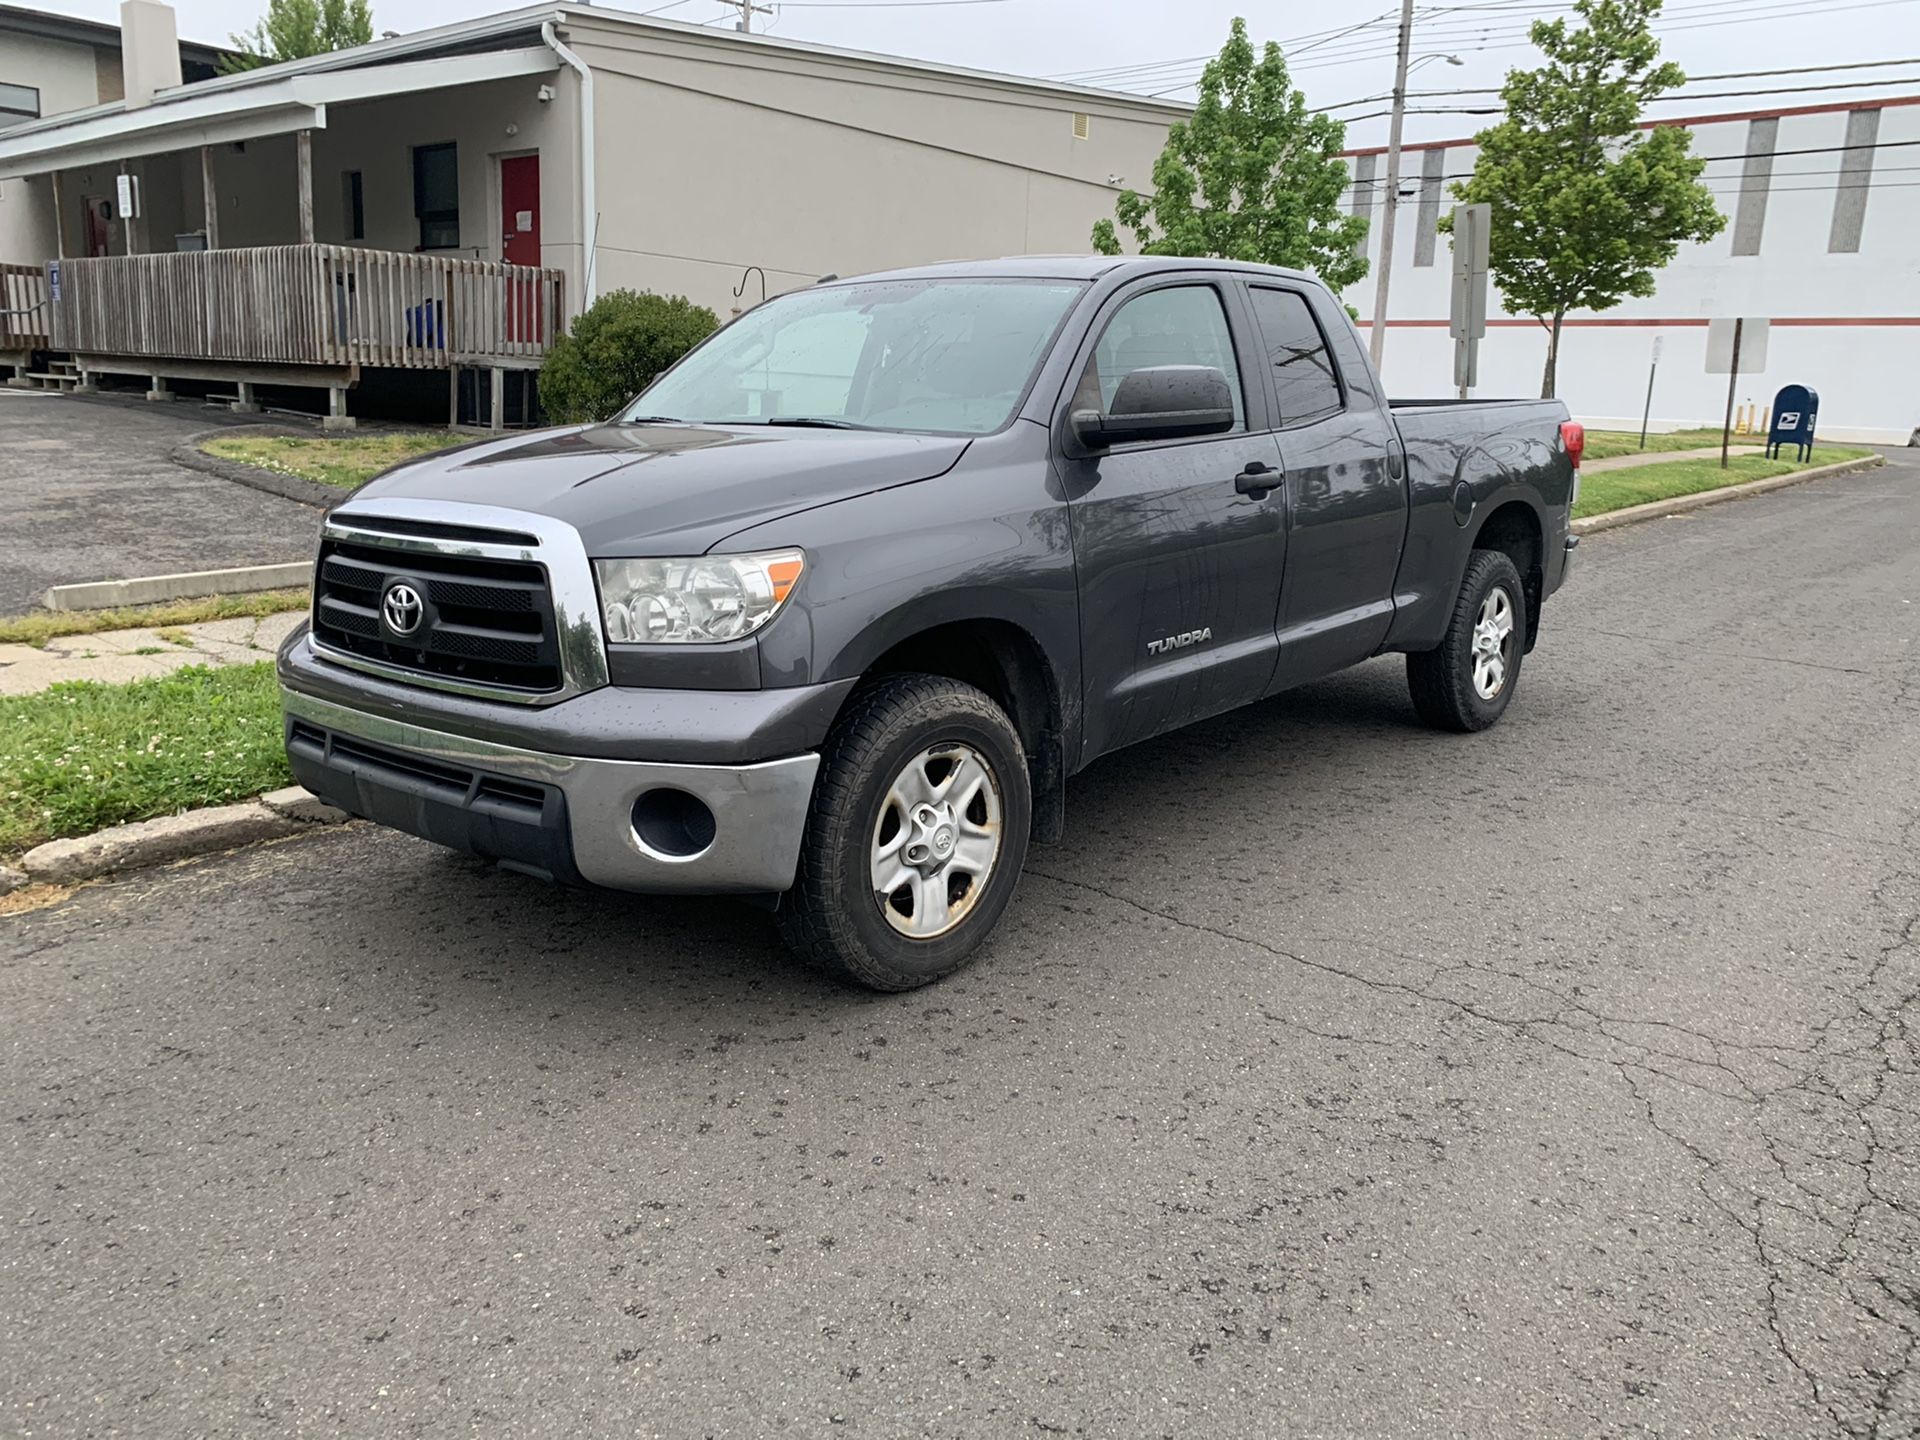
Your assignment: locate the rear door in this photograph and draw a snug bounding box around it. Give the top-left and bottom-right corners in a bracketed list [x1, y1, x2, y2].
[1241, 281, 1407, 691]
[1057, 273, 1288, 762]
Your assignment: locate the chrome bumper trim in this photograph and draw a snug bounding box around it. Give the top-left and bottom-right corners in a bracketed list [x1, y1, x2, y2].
[281, 687, 819, 895]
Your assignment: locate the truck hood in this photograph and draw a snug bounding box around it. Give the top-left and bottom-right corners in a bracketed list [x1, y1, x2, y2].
[351, 422, 972, 555]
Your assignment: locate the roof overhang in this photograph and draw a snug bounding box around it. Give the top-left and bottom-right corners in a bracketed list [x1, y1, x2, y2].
[0, 46, 558, 180]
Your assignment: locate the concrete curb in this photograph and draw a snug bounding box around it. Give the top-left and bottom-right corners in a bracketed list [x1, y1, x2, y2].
[44, 561, 314, 612]
[171, 428, 344, 510]
[7, 786, 351, 892]
[1573, 454, 1887, 536]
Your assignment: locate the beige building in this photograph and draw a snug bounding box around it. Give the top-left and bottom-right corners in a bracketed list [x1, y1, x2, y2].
[0, 1, 1183, 421]
[0, 2, 227, 269]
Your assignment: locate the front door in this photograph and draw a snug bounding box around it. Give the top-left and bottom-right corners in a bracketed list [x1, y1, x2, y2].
[1060, 276, 1288, 763]
[499, 154, 541, 342]
[83, 196, 112, 257]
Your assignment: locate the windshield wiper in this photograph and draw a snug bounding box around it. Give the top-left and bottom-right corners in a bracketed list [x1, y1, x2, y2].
[755, 416, 869, 430]
[616, 415, 691, 425]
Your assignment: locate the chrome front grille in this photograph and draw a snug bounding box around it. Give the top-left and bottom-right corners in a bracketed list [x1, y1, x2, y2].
[308, 500, 611, 706]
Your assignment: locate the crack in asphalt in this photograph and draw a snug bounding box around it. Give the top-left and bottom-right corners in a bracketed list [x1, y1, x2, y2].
[1027, 836, 1920, 1437]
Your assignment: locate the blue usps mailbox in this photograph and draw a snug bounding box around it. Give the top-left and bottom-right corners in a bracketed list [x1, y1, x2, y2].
[1767, 384, 1818, 461]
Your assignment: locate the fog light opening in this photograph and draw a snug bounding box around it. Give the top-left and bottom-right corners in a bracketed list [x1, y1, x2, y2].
[632, 788, 717, 860]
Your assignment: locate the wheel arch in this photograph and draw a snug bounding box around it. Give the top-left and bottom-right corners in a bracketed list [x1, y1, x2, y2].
[1468, 496, 1546, 650]
[852, 612, 1070, 845]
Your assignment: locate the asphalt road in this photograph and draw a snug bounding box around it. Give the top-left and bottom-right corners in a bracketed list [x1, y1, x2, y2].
[4, 457, 1917, 1439]
[0, 390, 319, 615]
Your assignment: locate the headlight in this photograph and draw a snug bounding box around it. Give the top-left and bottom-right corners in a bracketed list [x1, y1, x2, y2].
[594, 549, 804, 645]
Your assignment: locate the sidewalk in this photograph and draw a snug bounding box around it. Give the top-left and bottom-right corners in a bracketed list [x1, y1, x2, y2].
[0, 610, 303, 696]
[1583, 443, 1762, 473]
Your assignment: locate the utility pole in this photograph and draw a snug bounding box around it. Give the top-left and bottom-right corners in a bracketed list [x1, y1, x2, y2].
[717, 0, 772, 30]
[1367, 0, 1416, 372]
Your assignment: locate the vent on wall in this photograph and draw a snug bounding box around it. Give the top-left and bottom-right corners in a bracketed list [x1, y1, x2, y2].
[1072, 112, 1090, 140]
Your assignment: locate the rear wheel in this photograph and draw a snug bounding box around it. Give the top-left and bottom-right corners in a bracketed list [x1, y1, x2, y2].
[777, 674, 1031, 990]
[1407, 548, 1527, 732]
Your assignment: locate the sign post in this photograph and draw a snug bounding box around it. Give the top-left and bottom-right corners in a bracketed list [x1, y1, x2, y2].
[1638, 335, 1662, 450]
[1449, 203, 1490, 399]
[1705, 317, 1769, 469]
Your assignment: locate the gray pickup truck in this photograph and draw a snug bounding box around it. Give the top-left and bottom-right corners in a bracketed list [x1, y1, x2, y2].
[278, 255, 1581, 990]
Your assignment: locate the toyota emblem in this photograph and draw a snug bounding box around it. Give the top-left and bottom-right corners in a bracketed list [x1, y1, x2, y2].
[382, 582, 425, 637]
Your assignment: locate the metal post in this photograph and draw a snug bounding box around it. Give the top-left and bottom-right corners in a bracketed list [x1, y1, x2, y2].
[1720, 317, 1742, 469]
[1367, 0, 1416, 370]
[1639, 336, 1661, 449]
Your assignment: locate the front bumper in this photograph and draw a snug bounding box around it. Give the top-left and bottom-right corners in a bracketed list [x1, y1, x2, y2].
[281, 685, 820, 895]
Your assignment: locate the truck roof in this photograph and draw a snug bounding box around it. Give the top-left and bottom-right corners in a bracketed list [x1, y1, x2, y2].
[829, 255, 1321, 286]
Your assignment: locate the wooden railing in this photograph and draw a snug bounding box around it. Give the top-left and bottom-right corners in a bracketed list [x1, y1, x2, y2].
[0, 263, 50, 352]
[49, 245, 564, 370]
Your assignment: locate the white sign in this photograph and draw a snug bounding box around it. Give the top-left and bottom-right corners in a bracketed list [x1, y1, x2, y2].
[114, 173, 140, 220]
[515, 210, 533, 232]
[1705, 317, 1769, 374]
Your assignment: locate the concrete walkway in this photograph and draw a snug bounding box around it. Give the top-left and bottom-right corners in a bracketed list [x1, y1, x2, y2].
[1584, 442, 1763, 472]
[0, 610, 304, 696]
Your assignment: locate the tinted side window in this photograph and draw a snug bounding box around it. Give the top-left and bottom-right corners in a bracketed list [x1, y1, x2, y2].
[1247, 287, 1344, 428]
[1076, 284, 1245, 432]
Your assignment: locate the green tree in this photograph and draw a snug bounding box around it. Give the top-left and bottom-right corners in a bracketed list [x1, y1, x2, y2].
[1448, 0, 1723, 397]
[1092, 18, 1367, 295]
[538, 290, 719, 424]
[222, 0, 373, 71]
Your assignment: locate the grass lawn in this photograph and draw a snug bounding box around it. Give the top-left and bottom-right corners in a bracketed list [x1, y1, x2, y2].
[0, 588, 309, 647]
[201, 431, 466, 489]
[1575, 446, 1873, 520]
[1580, 427, 1746, 462]
[0, 662, 289, 857]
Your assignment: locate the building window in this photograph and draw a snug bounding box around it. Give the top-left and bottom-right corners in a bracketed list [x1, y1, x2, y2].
[412, 142, 459, 250]
[0, 82, 40, 124]
[342, 170, 365, 241]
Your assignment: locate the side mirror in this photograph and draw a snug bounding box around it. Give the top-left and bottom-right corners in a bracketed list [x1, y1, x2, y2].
[1072, 365, 1235, 449]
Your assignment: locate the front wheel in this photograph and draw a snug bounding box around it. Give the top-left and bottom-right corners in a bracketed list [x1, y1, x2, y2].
[777, 674, 1031, 990]
[1407, 548, 1528, 732]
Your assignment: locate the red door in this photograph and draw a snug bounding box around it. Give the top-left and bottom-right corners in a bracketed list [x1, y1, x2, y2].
[500, 155, 541, 344]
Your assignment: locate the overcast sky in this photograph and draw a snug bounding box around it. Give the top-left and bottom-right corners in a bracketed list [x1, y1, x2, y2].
[26, 0, 1918, 146]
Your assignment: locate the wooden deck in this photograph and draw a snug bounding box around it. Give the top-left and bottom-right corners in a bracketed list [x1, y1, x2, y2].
[47, 245, 564, 374]
[1, 263, 51, 355]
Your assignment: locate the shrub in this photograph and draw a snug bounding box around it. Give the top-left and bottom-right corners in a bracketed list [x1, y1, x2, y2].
[538, 289, 720, 424]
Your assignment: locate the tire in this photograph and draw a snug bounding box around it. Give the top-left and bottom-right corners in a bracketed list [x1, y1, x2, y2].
[777, 673, 1032, 991]
[1407, 549, 1528, 733]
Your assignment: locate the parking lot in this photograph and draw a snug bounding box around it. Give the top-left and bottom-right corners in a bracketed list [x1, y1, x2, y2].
[3, 456, 1916, 1438]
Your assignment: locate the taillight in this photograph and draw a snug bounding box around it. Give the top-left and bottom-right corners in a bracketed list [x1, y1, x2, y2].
[1560, 420, 1586, 470]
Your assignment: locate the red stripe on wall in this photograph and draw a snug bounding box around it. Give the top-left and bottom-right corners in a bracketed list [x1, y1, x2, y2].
[1355, 316, 1920, 329]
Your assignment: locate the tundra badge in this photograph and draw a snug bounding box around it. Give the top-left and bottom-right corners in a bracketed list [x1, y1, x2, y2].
[1146, 627, 1212, 656]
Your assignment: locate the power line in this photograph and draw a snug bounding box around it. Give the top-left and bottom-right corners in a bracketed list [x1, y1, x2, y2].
[1340, 138, 1920, 193]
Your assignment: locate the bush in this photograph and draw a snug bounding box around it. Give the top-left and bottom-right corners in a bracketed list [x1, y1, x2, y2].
[538, 289, 719, 424]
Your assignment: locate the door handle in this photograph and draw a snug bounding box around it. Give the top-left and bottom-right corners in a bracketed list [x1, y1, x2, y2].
[1235, 461, 1281, 498]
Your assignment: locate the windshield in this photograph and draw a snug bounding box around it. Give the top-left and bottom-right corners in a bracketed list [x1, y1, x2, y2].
[625, 277, 1087, 436]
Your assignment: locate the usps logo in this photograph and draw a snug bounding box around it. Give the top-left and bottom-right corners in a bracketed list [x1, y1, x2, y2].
[1779, 412, 1800, 427]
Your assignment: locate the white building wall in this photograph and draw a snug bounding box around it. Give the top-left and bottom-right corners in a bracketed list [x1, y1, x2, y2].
[1341, 99, 1920, 443]
[0, 32, 107, 264]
